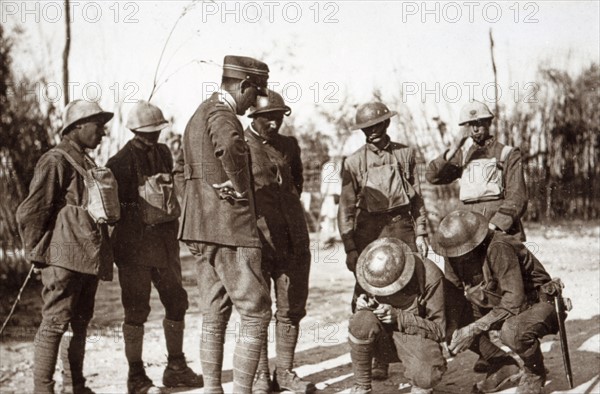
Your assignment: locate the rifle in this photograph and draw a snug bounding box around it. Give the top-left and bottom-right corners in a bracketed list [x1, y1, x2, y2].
[555, 293, 573, 388]
[541, 278, 573, 389]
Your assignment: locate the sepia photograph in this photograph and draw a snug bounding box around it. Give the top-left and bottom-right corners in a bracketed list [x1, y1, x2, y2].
[1, 1, 599, 393]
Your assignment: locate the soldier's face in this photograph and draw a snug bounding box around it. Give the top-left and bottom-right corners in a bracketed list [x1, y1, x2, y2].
[252, 111, 284, 141]
[468, 119, 492, 144]
[72, 121, 106, 149]
[362, 119, 389, 145]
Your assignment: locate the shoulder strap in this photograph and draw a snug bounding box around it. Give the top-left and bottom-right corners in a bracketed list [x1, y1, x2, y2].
[53, 148, 88, 179]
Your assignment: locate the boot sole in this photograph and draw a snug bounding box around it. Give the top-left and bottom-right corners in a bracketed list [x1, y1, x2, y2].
[475, 370, 523, 393]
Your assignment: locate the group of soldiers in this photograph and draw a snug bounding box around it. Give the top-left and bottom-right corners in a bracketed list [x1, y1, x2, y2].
[16, 54, 567, 394]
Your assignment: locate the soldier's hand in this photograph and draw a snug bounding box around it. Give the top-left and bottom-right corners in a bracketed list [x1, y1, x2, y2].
[345, 250, 359, 272]
[31, 261, 48, 274]
[212, 180, 248, 202]
[356, 294, 379, 312]
[449, 323, 480, 354]
[416, 235, 429, 259]
[373, 303, 397, 324]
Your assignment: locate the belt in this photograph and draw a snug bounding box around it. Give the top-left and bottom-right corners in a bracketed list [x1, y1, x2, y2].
[184, 163, 218, 180]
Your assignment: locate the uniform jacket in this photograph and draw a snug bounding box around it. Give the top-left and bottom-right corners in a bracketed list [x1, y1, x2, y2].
[244, 128, 310, 259]
[16, 139, 112, 277]
[176, 92, 261, 248]
[338, 141, 428, 253]
[426, 137, 527, 239]
[106, 137, 179, 267]
[373, 257, 446, 342]
[446, 232, 552, 329]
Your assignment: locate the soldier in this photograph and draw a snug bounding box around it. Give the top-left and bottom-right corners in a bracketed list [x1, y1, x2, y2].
[106, 101, 203, 394]
[243, 91, 314, 393]
[348, 238, 447, 394]
[426, 100, 528, 373]
[177, 55, 272, 394]
[432, 210, 565, 394]
[338, 102, 429, 379]
[426, 100, 527, 241]
[16, 100, 114, 394]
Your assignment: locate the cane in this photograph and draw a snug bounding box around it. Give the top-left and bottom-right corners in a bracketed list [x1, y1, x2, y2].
[0, 265, 35, 336]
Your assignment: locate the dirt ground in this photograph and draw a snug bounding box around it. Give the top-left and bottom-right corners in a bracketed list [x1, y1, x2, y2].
[1, 222, 599, 393]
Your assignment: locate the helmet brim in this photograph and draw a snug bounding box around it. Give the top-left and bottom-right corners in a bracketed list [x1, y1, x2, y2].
[248, 106, 291, 118]
[61, 111, 114, 136]
[458, 114, 494, 126]
[353, 111, 397, 130]
[130, 120, 170, 133]
[356, 237, 416, 296]
[431, 214, 489, 257]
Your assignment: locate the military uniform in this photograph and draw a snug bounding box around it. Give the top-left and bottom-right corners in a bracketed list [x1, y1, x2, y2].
[434, 211, 563, 393]
[426, 137, 527, 239]
[348, 238, 446, 394]
[177, 55, 272, 394]
[17, 100, 113, 394]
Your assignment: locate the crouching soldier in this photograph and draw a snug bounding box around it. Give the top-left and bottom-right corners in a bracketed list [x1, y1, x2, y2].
[348, 238, 447, 394]
[244, 91, 314, 393]
[432, 210, 567, 394]
[107, 101, 203, 393]
[17, 100, 115, 394]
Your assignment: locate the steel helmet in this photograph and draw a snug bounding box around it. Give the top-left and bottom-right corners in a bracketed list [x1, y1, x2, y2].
[126, 100, 169, 133]
[458, 100, 494, 126]
[356, 238, 416, 296]
[61, 100, 113, 136]
[431, 210, 489, 258]
[353, 102, 397, 130]
[248, 90, 291, 118]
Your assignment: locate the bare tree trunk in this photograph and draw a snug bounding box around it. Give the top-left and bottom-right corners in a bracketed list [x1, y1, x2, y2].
[63, 0, 71, 106]
[489, 29, 500, 135]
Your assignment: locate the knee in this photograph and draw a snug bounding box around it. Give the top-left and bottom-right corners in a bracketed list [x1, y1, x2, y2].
[500, 321, 535, 354]
[124, 304, 151, 326]
[165, 290, 189, 321]
[349, 310, 381, 341]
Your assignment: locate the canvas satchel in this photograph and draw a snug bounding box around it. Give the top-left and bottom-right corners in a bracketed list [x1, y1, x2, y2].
[133, 147, 181, 225]
[459, 145, 512, 203]
[54, 148, 121, 224]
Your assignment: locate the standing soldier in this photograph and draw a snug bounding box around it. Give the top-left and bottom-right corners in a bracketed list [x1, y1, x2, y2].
[177, 55, 272, 394]
[426, 100, 527, 240]
[348, 238, 447, 394]
[106, 101, 203, 394]
[243, 91, 314, 393]
[426, 100, 528, 373]
[432, 210, 567, 394]
[17, 100, 114, 394]
[338, 102, 429, 379]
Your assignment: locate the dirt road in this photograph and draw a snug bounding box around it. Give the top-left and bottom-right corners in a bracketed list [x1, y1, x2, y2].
[1, 223, 599, 393]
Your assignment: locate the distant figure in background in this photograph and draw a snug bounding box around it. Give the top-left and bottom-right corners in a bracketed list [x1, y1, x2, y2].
[244, 91, 314, 393]
[338, 101, 429, 381]
[107, 101, 202, 394]
[426, 100, 528, 373]
[177, 55, 272, 394]
[17, 100, 114, 394]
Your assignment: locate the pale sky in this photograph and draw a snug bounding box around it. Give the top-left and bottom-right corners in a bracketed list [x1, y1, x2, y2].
[4, 0, 600, 152]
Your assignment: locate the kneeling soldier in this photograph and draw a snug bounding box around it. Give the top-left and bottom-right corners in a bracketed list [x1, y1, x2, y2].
[348, 238, 447, 394]
[107, 101, 202, 393]
[433, 210, 567, 394]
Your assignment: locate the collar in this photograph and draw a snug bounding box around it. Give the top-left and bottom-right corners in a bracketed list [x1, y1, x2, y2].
[217, 91, 237, 114]
[131, 135, 158, 151]
[247, 124, 269, 145]
[472, 136, 495, 149]
[366, 136, 392, 153]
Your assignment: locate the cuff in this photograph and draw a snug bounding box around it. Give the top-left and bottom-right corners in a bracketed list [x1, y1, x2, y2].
[490, 212, 514, 232]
